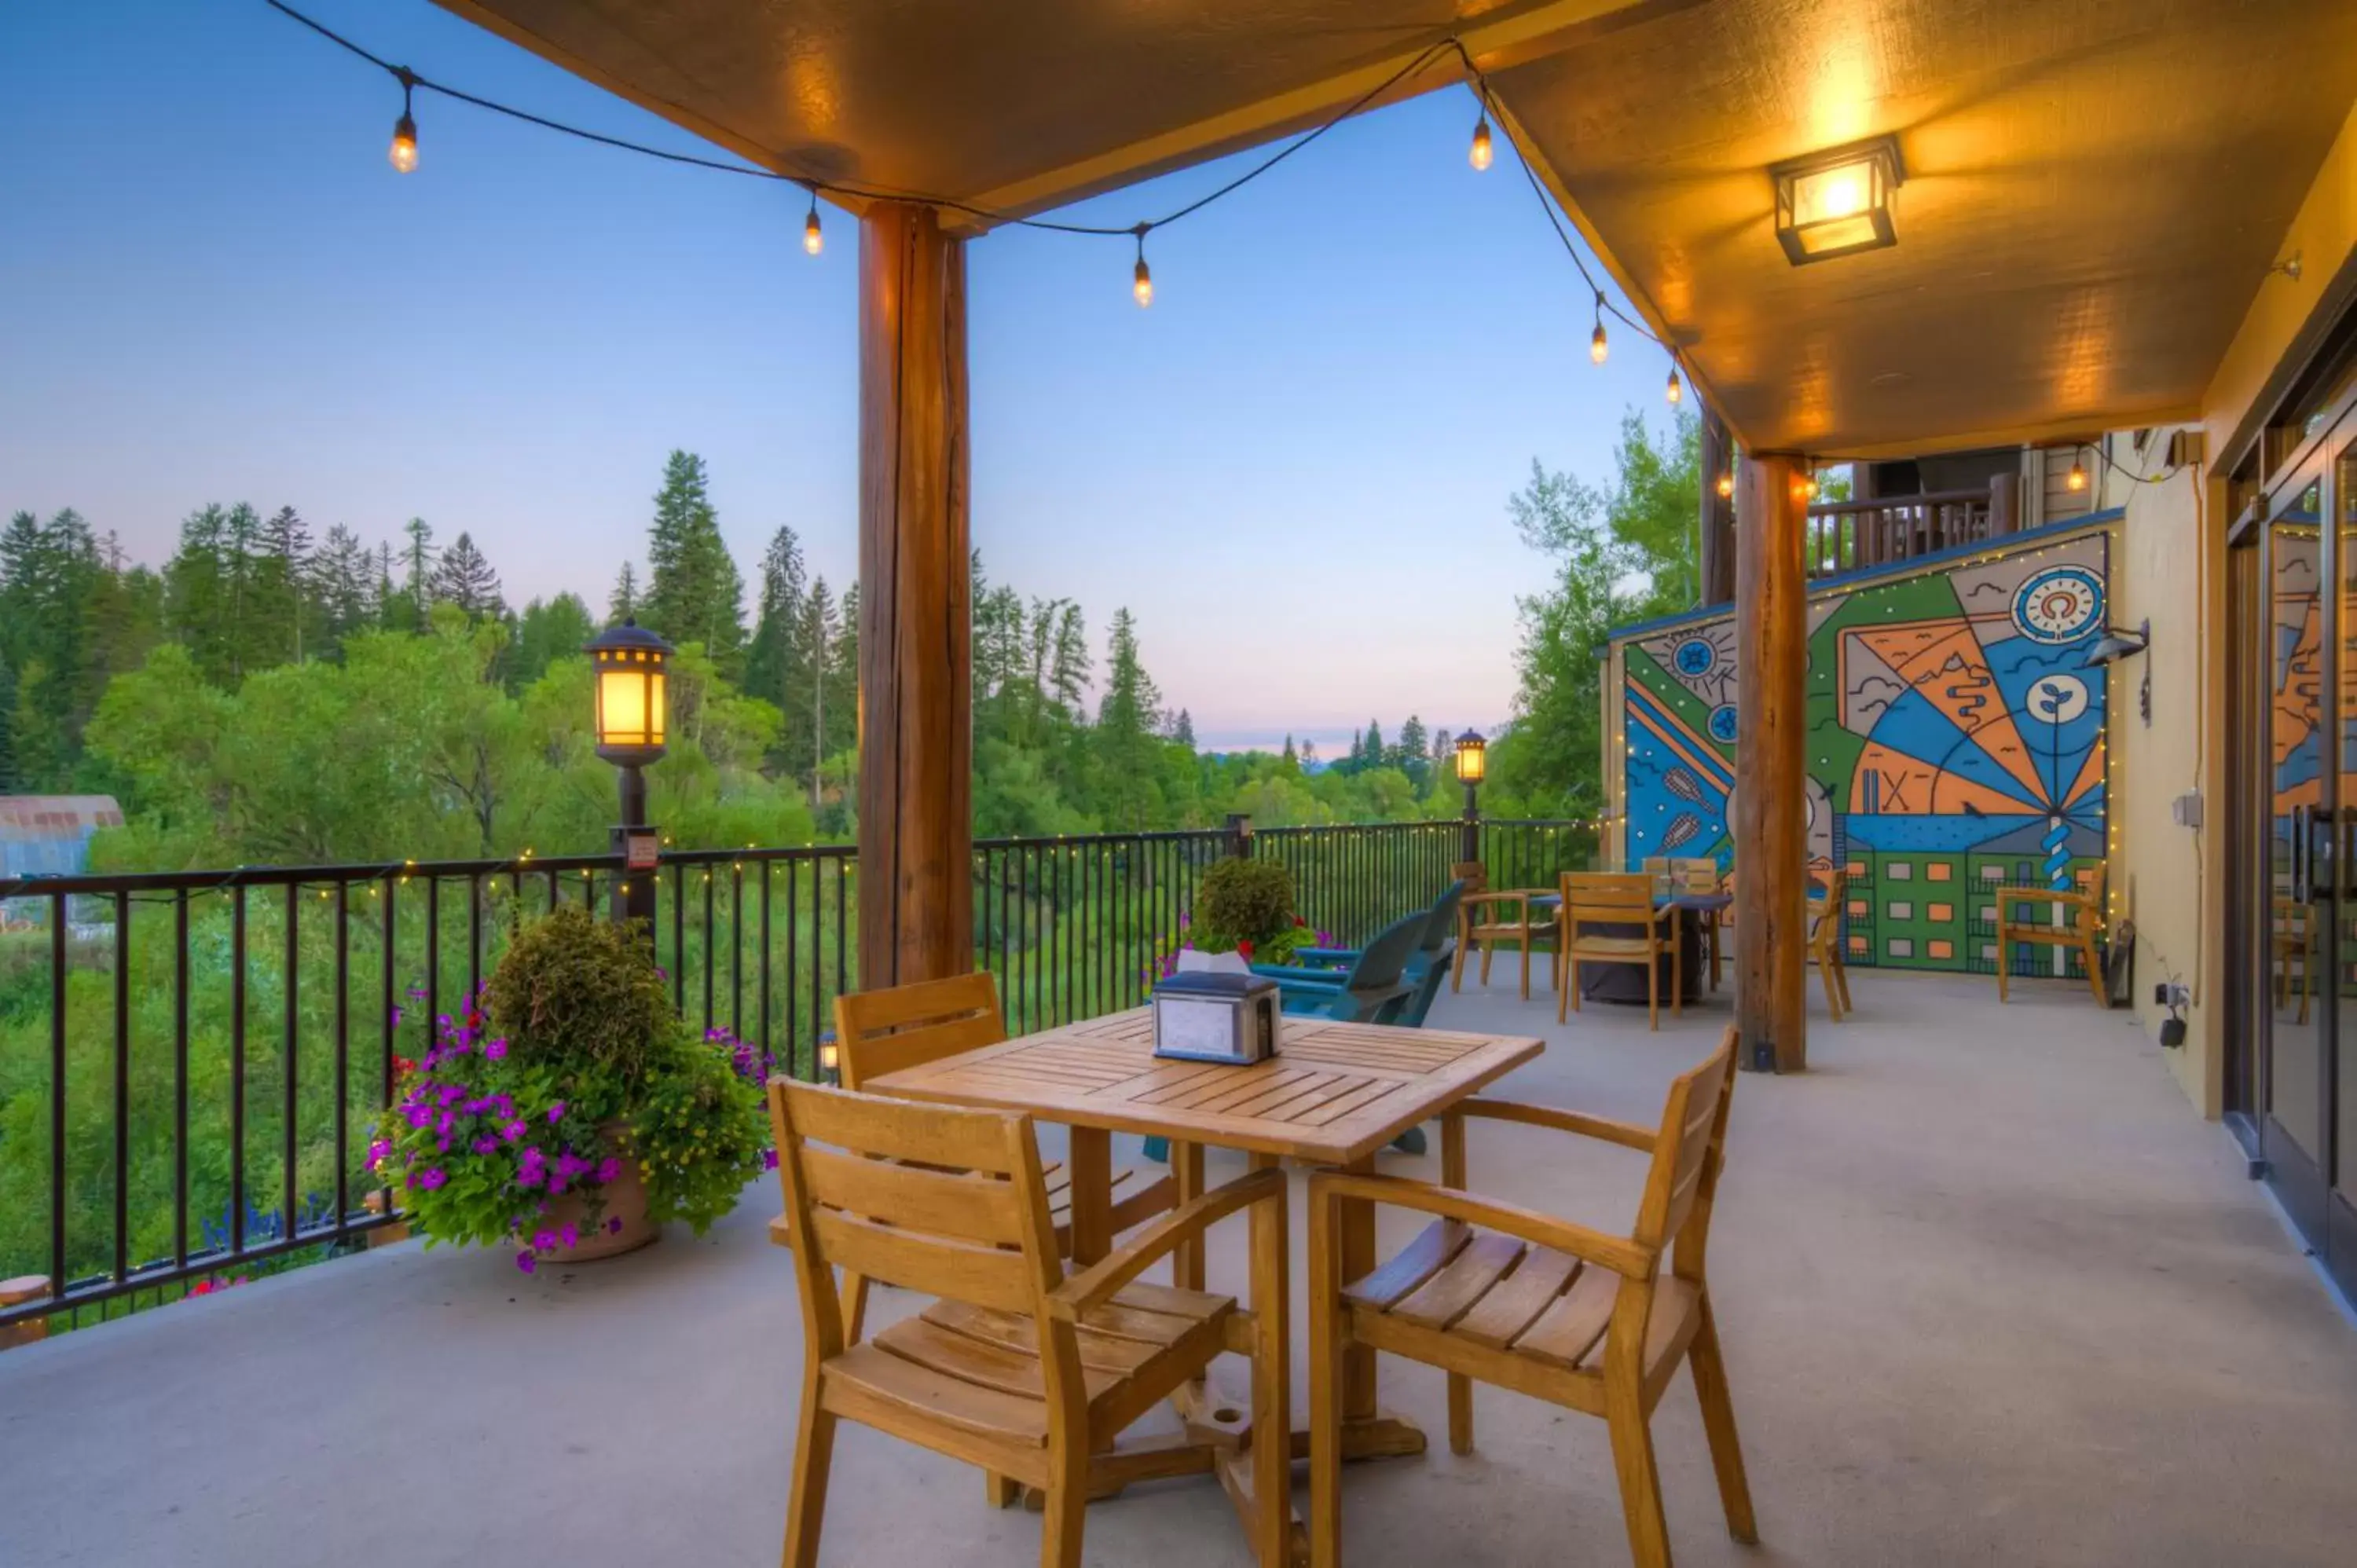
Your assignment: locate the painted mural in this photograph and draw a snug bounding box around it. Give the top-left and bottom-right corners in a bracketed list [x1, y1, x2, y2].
[1613, 526, 2110, 972]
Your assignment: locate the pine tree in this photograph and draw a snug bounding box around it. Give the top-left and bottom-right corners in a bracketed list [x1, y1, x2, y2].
[394, 518, 435, 632]
[431, 531, 504, 617]
[1363, 720, 1384, 771]
[801, 577, 838, 805]
[1094, 608, 1164, 829]
[1281, 734, 1298, 769]
[313, 525, 376, 656]
[510, 593, 596, 691]
[1170, 708, 1195, 748]
[608, 561, 640, 623]
[163, 504, 235, 682]
[640, 450, 746, 677]
[258, 505, 313, 663]
[1050, 602, 1091, 718]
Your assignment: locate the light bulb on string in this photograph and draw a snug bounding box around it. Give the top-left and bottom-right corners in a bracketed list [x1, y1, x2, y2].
[1589, 294, 1608, 365]
[1469, 114, 1494, 171]
[2066, 453, 2088, 492]
[1665, 365, 1683, 405]
[1131, 225, 1153, 308]
[803, 190, 823, 256]
[1716, 471, 1735, 500]
[388, 68, 419, 174]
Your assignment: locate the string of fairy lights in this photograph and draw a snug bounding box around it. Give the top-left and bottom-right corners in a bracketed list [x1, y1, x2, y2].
[262, 2, 1688, 393]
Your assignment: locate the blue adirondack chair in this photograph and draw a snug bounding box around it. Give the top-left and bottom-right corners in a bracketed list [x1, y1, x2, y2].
[1142, 913, 1426, 1163]
[1255, 880, 1464, 1028]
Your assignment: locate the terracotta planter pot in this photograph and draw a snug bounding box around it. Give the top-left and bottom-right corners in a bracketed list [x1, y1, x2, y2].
[525, 1123, 658, 1263]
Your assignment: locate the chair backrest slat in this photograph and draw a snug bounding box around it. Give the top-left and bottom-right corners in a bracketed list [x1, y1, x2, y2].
[833, 972, 1006, 1090]
[1563, 870, 1656, 929]
[1452, 859, 1488, 895]
[797, 1143, 1030, 1248]
[808, 1207, 1042, 1314]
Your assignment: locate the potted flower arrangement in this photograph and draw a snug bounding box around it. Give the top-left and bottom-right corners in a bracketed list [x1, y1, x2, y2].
[1174, 859, 1329, 969]
[368, 906, 772, 1274]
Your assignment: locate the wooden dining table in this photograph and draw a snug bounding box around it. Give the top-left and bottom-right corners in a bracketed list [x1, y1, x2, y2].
[868, 1006, 1544, 1554]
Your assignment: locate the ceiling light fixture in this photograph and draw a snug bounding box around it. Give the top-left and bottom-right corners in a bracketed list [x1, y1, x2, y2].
[1769, 134, 1903, 266]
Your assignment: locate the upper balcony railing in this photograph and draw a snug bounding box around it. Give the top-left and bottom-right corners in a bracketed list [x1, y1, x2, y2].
[0, 815, 1596, 1332]
[1805, 475, 2018, 580]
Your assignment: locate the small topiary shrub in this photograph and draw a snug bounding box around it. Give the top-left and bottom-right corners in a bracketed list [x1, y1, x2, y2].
[480, 905, 673, 1081]
[1192, 859, 1310, 963]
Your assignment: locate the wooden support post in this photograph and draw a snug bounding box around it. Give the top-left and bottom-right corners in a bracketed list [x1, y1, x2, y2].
[1734, 453, 1808, 1074]
[857, 202, 973, 991]
[1699, 408, 1737, 605]
[1988, 471, 2019, 537]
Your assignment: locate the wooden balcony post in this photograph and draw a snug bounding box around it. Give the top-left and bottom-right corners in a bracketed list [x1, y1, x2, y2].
[1989, 471, 2019, 536]
[857, 201, 973, 990]
[1735, 452, 1809, 1073]
[1699, 408, 1737, 604]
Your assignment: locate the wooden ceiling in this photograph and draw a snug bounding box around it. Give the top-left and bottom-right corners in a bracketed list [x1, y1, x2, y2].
[436, 0, 2357, 456]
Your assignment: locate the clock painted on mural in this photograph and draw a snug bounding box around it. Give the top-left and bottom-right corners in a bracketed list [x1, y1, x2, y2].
[2011, 566, 2105, 644]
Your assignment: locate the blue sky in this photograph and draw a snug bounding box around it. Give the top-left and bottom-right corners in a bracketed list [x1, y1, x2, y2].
[0, 0, 1684, 755]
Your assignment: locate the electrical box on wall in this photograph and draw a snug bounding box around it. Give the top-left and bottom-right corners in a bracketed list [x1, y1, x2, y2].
[2171, 791, 2203, 828]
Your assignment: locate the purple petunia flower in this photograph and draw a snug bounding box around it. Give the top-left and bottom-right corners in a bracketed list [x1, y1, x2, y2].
[502, 1120, 526, 1143]
[762, 1148, 779, 1171]
[606, 1216, 623, 1235]
[596, 1157, 621, 1183]
[473, 1137, 499, 1156]
[416, 1167, 448, 1190]
[547, 1101, 566, 1124]
[486, 1038, 508, 1060]
[533, 1229, 557, 1251]
[515, 1251, 536, 1273]
[559, 1224, 579, 1249]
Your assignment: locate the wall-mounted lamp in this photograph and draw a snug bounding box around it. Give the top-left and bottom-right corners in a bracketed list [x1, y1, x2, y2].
[2085, 617, 2151, 727]
[1769, 135, 1904, 266]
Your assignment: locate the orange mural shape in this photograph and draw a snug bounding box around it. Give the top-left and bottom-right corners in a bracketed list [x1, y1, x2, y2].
[1849, 741, 2045, 819]
[1854, 623, 2050, 802]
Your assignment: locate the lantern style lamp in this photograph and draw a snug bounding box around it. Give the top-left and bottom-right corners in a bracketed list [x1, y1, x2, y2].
[585, 618, 674, 945]
[1454, 730, 1486, 861]
[1769, 135, 1903, 266]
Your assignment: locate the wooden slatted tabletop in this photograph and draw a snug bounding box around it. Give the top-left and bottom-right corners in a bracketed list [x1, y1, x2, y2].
[867, 1008, 1544, 1168]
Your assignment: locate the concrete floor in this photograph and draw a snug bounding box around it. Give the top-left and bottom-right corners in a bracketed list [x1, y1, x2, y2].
[4, 972, 2355, 1567]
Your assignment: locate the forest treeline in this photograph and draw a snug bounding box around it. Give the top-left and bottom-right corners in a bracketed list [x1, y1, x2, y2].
[0, 450, 1582, 871]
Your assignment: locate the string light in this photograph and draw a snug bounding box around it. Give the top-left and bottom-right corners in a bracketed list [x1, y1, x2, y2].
[1589, 293, 1609, 365]
[1469, 114, 1494, 171]
[1666, 365, 1683, 405]
[1131, 226, 1153, 308]
[1717, 471, 1735, 500]
[803, 190, 823, 256]
[388, 68, 418, 174]
[2066, 453, 2088, 492]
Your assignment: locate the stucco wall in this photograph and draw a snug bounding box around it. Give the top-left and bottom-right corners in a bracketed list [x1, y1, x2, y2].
[2103, 449, 2223, 1115]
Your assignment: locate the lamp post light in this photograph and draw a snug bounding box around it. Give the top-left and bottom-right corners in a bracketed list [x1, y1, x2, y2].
[585, 618, 673, 950]
[1454, 730, 1486, 863]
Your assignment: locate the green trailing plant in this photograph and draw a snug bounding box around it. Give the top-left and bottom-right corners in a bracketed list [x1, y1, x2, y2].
[369, 907, 770, 1273]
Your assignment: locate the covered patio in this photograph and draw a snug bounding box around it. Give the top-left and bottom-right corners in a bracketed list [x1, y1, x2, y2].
[5, 978, 2352, 1566]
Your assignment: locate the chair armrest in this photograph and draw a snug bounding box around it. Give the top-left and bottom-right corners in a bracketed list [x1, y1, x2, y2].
[1291, 947, 1360, 964]
[1047, 1168, 1286, 1320]
[1452, 1097, 1656, 1153]
[1995, 886, 2097, 912]
[1249, 963, 1347, 987]
[1461, 891, 1530, 913]
[1312, 1171, 1655, 1280]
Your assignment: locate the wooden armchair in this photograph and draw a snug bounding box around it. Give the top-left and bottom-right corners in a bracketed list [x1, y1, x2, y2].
[833, 973, 1175, 1333]
[768, 1082, 1292, 1568]
[1993, 863, 2107, 1006]
[1306, 1028, 1752, 1568]
[1453, 859, 1560, 1001]
[1806, 869, 1851, 1021]
[1559, 872, 1680, 1031]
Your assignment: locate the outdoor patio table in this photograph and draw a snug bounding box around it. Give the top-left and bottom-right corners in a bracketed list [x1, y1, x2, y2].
[1534, 891, 1730, 1006]
[867, 1007, 1544, 1546]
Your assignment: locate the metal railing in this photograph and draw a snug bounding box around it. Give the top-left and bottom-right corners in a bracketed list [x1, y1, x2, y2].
[0, 818, 1593, 1330]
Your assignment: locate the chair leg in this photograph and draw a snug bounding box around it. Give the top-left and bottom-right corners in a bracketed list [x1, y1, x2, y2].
[1247, 1180, 1291, 1568]
[1646, 956, 1659, 1033]
[1519, 937, 1530, 1002]
[1479, 941, 1494, 987]
[1819, 947, 1842, 1023]
[986, 1471, 1021, 1508]
[781, 1379, 837, 1568]
[1565, 958, 1581, 1019]
[1448, 1374, 1473, 1456]
[1604, 1388, 1673, 1568]
[1996, 925, 2010, 1002]
[2083, 936, 2106, 1006]
[1308, 1196, 1343, 1568]
[1039, 1471, 1087, 1568]
[1686, 1294, 1758, 1544]
[1833, 951, 1852, 1013]
[1671, 936, 1684, 1018]
[1451, 934, 1468, 993]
